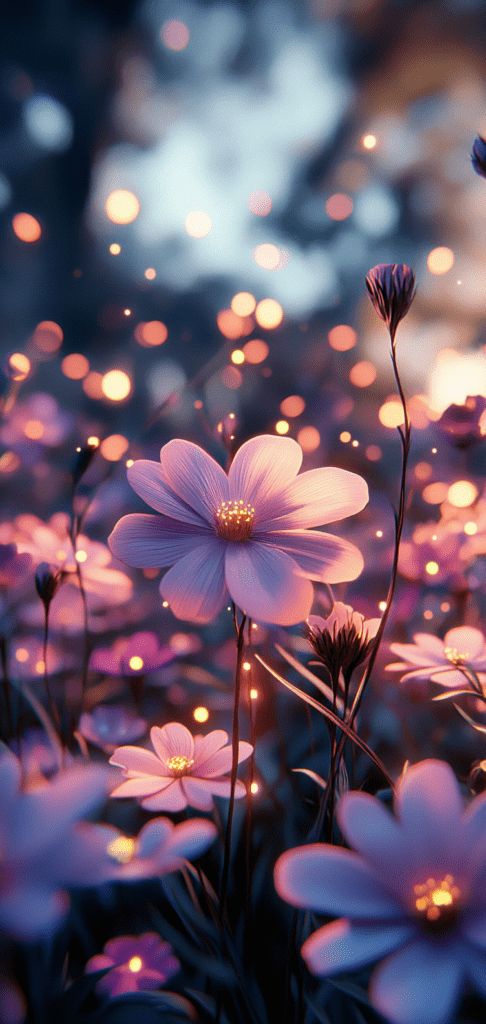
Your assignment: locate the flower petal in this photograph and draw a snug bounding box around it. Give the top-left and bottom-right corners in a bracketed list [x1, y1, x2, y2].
[0, 885, 69, 941]
[181, 777, 216, 810]
[274, 845, 402, 918]
[108, 514, 209, 568]
[225, 542, 313, 624]
[396, 760, 466, 871]
[158, 439, 229, 523]
[302, 918, 414, 977]
[110, 777, 173, 798]
[261, 530, 364, 583]
[465, 943, 486, 998]
[444, 626, 486, 660]
[193, 740, 253, 778]
[160, 540, 227, 623]
[150, 723, 194, 764]
[193, 730, 229, 765]
[370, 939, 463, 1024]
[388, 638, 445, 666]
[128, 460, 210, 526]
[141, 780, 188, 812]
[228, 435, 302, 520]
[158, 818, 218, 860]
[109, 746, 168, 777]
[337, 791, 409, 894]
[260, 467, 368, 530]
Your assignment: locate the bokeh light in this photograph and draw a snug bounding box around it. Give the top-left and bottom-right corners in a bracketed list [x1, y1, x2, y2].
[23, 94, 73, 152]
[362, 134, 377, 149]
[328, 325, 357, 351]
[325, 193, 353, 221]
[221, 365, 242, 389]
[243, 339, 269, 364]
[280, 395, 306, 417]
[231, 292, 256, 316]
[275, 420, 289, 434]
[62, 354, 89, 380]
[297, 426, 320, 452]
[100, 434, 130, 461]
[144, 267, 156, 280]
[422, 482, 448, 504]
[12, 213, 41, 242]
[101, 370, 131, 401]
[255, 299, 283, 329]
[231, 349, 245, 364]
[105, 190, 140, 225]
[378, 399, 405, 429]
[447, 480, 478, 508]
[109, 243, 121, 254]
[247, 190, 272, 216]
[134, 321, 168, 347]
[349, 361, 377, 387]
[253, 243, 281, 269]
[33, 321, 63, 354]
[6, 353, 30, 381]
[185, 211, 212, 238]
[427, 247, 454, 275]
[193, 706, 209, 723]
[161, 19, 190, 51]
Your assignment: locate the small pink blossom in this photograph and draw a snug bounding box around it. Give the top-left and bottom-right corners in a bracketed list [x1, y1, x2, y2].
[78, 705, 147, 753]
[108, 435, 368, 625]
[90, 631, 177, 676]
[110, 722, 253, 812]
[85, 933, 180, 996]
[386, 626, 486, 689]
[100, 815, 218, 879]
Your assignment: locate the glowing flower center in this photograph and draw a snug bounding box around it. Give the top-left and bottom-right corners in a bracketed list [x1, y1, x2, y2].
[128, 956, 143, 973]
[445, 647, 469, 665]
[166, 755, 194, 776]
[215, 500, 254, 542]
[414, 875, 461, 932]
[107, 835, 137, 864]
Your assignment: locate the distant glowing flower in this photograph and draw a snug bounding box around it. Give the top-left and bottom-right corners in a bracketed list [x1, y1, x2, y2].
[78, 705, 147, 753]
[275, 760, 486, 1024]
[0, 543, 31, 588]
[386, 626, 486, 689]
[85, 933, 180, 996]
[365, 264, 416, 340]
[436, 395, 486, 449]
[90, 631, 177, 676]
[471, 135, 486, 179]
[108, 435, 368, 625]
[101, 815, 217, 878]
[305, 602, 380, 679]
[110, 722, 253, 812]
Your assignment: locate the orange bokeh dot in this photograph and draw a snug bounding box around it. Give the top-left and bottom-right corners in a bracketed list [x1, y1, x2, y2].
[275, 420, 289, 435]
[253, 243, 280, 269]
[247, 190, 272, 216]
[12, 212, 41, 242]
[362, 134, 377, 149]
[101, 370, 131, 401]
[161, 19, 190, 50]
[231, 292, 256, 316]
[144, 267, 156, 280]
[0, 451, 20, 473]
[255, 299, 283, 329]
[349, 360, 377, 387]
[328, 325, 357, 351]
[105, 190, 140, 225]
[62, 353, 89, 379]
[242, 339, 269, 364]
[297, 426, 320, 452]
[221, 365, 243, 389]
[134, 321, 168, 347]
[231, 349, 245, 364]
[415, 461, 432, 480]
[325, 193, 353, 221]
[32, 321, 63, 354]
[24, 419, 44, 440]
[82, 372, 104, 399]
[100, 434, 130, 461]
[280, 395, 306, 417]
[185, 211, 211, 238]
[427, 247, 454, 275]
[366, 445, 382, 461]
[6, 353, 30, 381]
[422, 482, 448, 504]
[217, 309, 249, 340]
[378, 399, 405, 428]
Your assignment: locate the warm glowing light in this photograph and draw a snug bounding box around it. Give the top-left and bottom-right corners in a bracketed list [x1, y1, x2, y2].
[216, 500, 254, 541]
[62, 353, 89, 379]
[349, 361, 377, 387]
[33, 321, 63, 353]
[243, 662, 251, 671]
[422, 482, 448, 504]
[124, 309, 131, 316]
[280, 395, 305, 417]
[0, 451, 20, 473]
[134, 321, 168, 347]
[427, 247, 454, 275]
[447, 480, 478, 508]
[161, 19, 190, 50]
[24, 419, 44, 440]
[379, 601, 387, 611]
[221, 365, 243, 389]
[352, 440, 359, 447]
[126, 458, 134, 467]
[162, 600, 169, 608]
[128, 957, 143, 973]
[217, 309, 248, 340]
[425, 561, 439, 575]
[276, 420, 289, 435]
[105, 189, 140, 225]
[231, 349, 245, 364]
[326, 193, 353, 221]
[100, 434, 130, 461]
[250, 781, 259, 794]
[441, 602, 451, 612]
[242, 339, 269, 363]
[129, 656, 144, 671]
[231, 292, 256, 316]
[144, 267, 156, 280]
[464, 521, 477, 535]
[424, 610, 433, 620]
[101, 370, 131, 401]
[75, 550, 87, 563]
[366, 445, 382, 461]
[376, 530, 383, 538]
[378, 399, 405, 429]
[415, 462, 432, 480]
[6, 353, 30, 380]
[12, 212, 41, 241]
[253, 243, 280, 269]
[193, 706, 209, 723]
[255, 299, 283, 329]
[15, 648, 29, 663]
[414, 876, 460, 923]
[362, 134, 377, 149]
[87, 436, 100, 447]
[185, 211, 212, 238]
[109, 243, 121, 254]
[250, 688, 258, 699]
[248, 190, 272, 216]
[297, 426, 320, 452]
[328, 325, 357, 351]
[340, 431, 351, 443]
[107, 835, 136, 864]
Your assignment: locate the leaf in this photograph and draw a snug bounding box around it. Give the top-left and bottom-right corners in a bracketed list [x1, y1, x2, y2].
[325, 977, 373, 1009]
[58, 969, 111, 1014]
[453, 703, 486, 735]
[256, 654, 394, 791]
[275, 644, 344, 713]
[304, 993, 332, 1023]
[292, 768, 327, 791]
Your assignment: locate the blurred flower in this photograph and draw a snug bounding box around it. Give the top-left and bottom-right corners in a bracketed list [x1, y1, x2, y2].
[101, 815, 217, 878]
[471, 135, 486, 178]
[386, 626, 486, 690]
[109, 435, 368, 625]
[9, 728, 75, 781]
[275, 760, 486, 1024]
[0, 978, 26, 1024]
[110, 722, 253, 812]
[0, 749, 111, 940]
[78, 705, 147, 753]
[436, 395, 486, 449]
[85, 933, 180, 996]
[90, 631, 177, 676]
[0, 392, 72, 461]
[398, 522, 464, 589]
[0, 543, 31, 588]
[35, 561, 62, 609]
[365, 263, 416, 340]
[304, 602, 380, 680]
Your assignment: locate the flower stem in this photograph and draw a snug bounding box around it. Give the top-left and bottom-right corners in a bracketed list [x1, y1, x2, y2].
[220, 605, 247, 925]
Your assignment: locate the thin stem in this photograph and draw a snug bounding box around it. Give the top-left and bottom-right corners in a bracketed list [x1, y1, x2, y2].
[220, 606, 247, 924]
[0, 634, 13, 739]
[42, 604, 60, 731]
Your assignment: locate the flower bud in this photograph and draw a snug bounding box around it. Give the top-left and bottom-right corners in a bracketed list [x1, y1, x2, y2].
[365, 263, 416, 340]
[471, 135, 486, 179]
[35, 562, 62, 609]
[72, 440, 99, 487]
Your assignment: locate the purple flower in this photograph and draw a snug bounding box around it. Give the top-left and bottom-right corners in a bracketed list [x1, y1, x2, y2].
[365, 264, 416, 340]
[0, 543, 31, 588]
[471, 135, 486, 178]
[100, 814, 217, 879]
[386, 626, 486, 690]
[90, 631, 177, 676]
[108, 435, 368, 625]
[85, 933, 180, 996]
[275, 760, 486, 1024]
[78, 705, 147, 753]
[110, 722, 253, 812]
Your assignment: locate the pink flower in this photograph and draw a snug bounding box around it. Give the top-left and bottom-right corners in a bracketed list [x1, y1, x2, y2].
[275, 760, 486, 1024]
[386, 626, 486, 689]
[110, 722, 253, 812]
[100, 815, 218, 879]
[90, 631, 177, 676]
[108, 435, 368, 625]
[85, 933, 180, 996]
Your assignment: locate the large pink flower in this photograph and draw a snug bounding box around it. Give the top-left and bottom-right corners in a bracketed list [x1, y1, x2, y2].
[386, 626, 486, 689]
[108, 435, 368, 625]
[110, 722, 253, 812]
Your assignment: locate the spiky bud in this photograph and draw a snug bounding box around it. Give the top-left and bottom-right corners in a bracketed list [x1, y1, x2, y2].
[365, 263, 416, 341]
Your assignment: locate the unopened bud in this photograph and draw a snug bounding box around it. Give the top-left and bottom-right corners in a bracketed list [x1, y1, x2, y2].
[365, 263, 416, 341]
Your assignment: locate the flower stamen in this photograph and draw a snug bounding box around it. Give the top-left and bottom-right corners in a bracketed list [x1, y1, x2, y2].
[413, 874, 461, 932]
[215, 500, 254, 542]
[445, 647, 469, 665]
[165, 755, 195, 776]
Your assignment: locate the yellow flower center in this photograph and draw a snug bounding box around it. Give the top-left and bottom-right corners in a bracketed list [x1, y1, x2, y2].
[215, 500, 254, 542]
[445, 647, 469, 665]
[413, 875, 461, 932]
[166, 755, 195, 776]
[128, 956, 143, 973]
[107, 835, 138, 864]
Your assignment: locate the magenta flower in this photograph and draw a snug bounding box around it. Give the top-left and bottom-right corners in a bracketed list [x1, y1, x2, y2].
[110, 722, 253, 812]
[85, 933, 180, 996]
[386, 626, 486, 689]
[275, 760, 486, 1024]
[100, 815, 218, 879]
[108, 435, 368, 625]
[90, 631, 177, 676]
